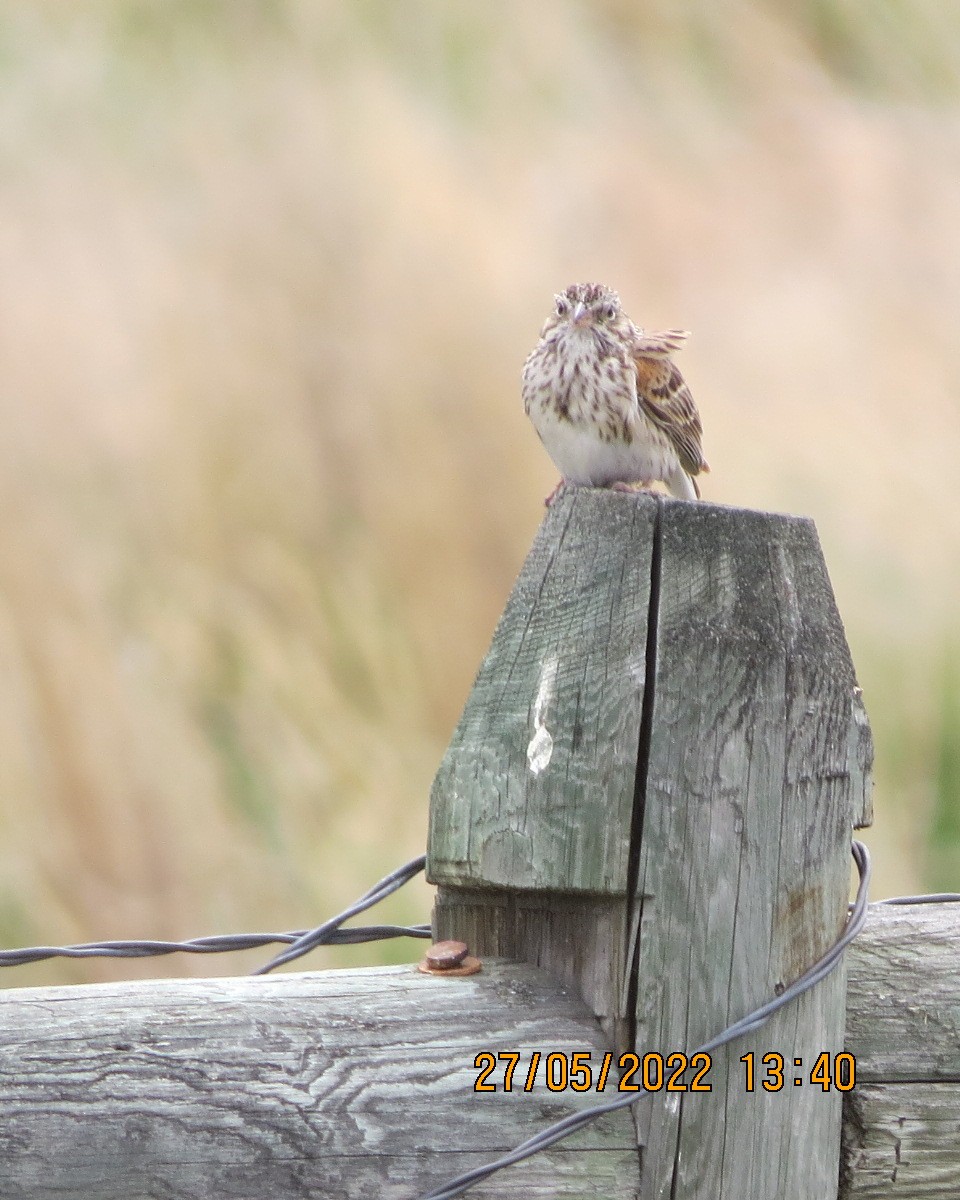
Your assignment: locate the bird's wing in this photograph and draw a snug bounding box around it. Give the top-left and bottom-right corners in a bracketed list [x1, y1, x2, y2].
[632, 329, 690, 357]
[632, 341, 709, 478]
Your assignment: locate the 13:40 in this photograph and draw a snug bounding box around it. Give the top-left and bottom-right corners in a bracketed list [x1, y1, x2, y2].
[740, 1051, 856, 1092]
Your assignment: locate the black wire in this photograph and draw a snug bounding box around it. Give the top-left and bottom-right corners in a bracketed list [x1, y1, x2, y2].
[418, 839, 873, 1200]
[877, 891, 960, 905]
[252, 854, 428, 974]
[0, 856, 430, 970]
[0, 924, 432, 967]
[0, 925, 432, 967]
[1, 846, 955, 973]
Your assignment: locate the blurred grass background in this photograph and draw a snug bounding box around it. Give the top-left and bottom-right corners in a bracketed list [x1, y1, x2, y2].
[1, 0, 958, 985]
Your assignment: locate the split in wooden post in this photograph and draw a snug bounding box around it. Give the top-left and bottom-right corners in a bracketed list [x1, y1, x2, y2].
[428, 488, 873, 1200]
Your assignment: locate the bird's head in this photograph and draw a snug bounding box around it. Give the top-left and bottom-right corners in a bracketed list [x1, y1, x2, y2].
[553, 282, 622, 329]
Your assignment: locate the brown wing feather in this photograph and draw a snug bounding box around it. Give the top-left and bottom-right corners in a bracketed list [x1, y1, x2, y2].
[633, 329, 690, 357]
[632, 345, 709, 479]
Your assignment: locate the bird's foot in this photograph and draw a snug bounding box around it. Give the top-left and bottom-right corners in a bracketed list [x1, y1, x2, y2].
[545, 480, 569, 507]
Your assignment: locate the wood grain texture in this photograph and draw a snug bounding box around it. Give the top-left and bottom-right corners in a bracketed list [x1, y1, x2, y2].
[845, 903, 960, 1079]
[850, 691, 874, 829]
[841, 904, 960, 1196]
[633, 500, 870, 1200]
[432, 889, 631, 1039]
[0, 961, 639, 1200]
[1, 907, 954, 1198]
[842, 1084, 960, 1198]
[427, 492, 873, 1198]
[428, 487, 657, 896]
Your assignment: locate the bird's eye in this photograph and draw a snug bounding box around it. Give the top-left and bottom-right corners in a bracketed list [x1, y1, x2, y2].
[555, 297, 569, 316]
[604, 303, 617, 320]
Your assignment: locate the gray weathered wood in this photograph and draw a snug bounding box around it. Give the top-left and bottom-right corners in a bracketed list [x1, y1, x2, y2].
[428, 489, 872, 1200]
[0, 903, 957, 1198]
[850, 691, 874, 829]
[429, 490, 656, 896]
[842, 1084, 960, 1197]
[841, 902, 960, 1198]
[0, 961, 639, 1200]
[432, 887, 630, 1042]
[845, 903, 960, 1080]
[430, 489, 657, 1032]
[635, 500, 871, 1199]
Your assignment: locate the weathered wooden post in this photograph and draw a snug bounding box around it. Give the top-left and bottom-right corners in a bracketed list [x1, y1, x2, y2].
[428, 488, 873, 1198]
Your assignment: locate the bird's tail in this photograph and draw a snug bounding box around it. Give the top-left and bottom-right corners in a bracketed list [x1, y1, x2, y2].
[667, 467, 700, 501]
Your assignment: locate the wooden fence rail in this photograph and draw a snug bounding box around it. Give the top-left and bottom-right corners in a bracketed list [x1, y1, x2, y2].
[0, 489, 955, 1199]
[843, 904, 960, 1196]
[0, 962, 637, 1200]
[1, 905, 957, 1198]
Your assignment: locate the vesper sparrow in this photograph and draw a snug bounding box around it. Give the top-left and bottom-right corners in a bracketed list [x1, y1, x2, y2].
[522, 282, 708, 501]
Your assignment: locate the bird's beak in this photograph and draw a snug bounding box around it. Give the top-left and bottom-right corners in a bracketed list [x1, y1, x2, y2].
[571, 301, 589, 326]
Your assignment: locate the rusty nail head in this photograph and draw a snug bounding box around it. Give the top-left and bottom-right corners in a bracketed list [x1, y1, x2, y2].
[418, 939, 482, 977]
[426, 940, 470, 969]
